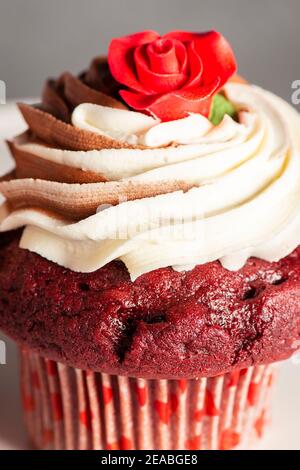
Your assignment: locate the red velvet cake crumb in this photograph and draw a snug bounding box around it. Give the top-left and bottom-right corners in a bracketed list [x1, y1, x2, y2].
[0, 230, 300, 379]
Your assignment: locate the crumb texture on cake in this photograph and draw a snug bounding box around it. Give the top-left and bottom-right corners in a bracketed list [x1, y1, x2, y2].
[0, 230, 299, 379]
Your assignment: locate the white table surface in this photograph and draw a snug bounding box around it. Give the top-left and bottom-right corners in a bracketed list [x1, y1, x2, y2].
[0, 103, 299, 450]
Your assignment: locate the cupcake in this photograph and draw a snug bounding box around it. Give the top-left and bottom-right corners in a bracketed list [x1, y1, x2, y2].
[0, 30, 299, 450]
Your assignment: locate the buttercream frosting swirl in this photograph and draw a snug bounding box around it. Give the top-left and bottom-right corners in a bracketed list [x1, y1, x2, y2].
[1, 83, 300, 280]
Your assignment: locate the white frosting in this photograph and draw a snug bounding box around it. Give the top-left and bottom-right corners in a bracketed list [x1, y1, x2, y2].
[17, 113, 249, 182]
[71, 103, 216, 147]
[1, 83, 300, 280]
[71, 103, 159, 145]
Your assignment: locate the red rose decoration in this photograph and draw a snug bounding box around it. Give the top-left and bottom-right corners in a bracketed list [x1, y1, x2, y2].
[108, 30, 237, 121]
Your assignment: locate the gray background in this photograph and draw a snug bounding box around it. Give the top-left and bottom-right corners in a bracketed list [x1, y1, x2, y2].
[0, 0, 299, 102]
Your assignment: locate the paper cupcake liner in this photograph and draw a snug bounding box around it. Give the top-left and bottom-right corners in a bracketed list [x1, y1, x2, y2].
[20, 349, 275, 450]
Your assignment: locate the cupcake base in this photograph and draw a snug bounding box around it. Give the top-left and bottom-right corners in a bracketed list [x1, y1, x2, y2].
[20, 349, 274, 450]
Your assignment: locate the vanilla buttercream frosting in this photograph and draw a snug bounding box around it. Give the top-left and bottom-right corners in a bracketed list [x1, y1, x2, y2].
[1, 83, 300, 280]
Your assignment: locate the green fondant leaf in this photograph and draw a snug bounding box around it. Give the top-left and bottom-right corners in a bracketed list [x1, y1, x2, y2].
[209, 93, 237, 126]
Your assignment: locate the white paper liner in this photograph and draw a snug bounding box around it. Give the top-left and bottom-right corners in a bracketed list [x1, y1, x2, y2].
[20, 349, 275, 450]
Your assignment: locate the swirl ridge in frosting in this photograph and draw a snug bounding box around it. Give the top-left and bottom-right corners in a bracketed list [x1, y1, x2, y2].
[1, 59, 300, 280]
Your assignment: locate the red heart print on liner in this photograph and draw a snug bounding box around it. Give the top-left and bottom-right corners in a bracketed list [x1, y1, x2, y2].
[220, 428, 240, 450]
[46, 360, 57, 376]
[178, 379, 188, 393]
[134, 384, 147, 406]
[79, 409, 94, 429]
[42, 428, 54, 447]
[51, 392, 63, 421]
[22, 392, 35, 412]
[227, 370, 240, 387]
[106, 436, 133, 450]
[185, 434, 202, 450]
[254, 410, 266, 438]
[154, 393, 179, 424]
[205, 390, 220, 416]
[194, 408, 204, 421]
[102, 385, 113, 405]
[247, 382, 260, 406]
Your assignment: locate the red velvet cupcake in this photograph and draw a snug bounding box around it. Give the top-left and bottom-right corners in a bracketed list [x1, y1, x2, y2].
[1, 30, 300, 450]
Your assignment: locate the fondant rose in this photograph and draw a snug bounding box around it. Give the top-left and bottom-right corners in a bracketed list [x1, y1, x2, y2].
[108, 30, 237, 121]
